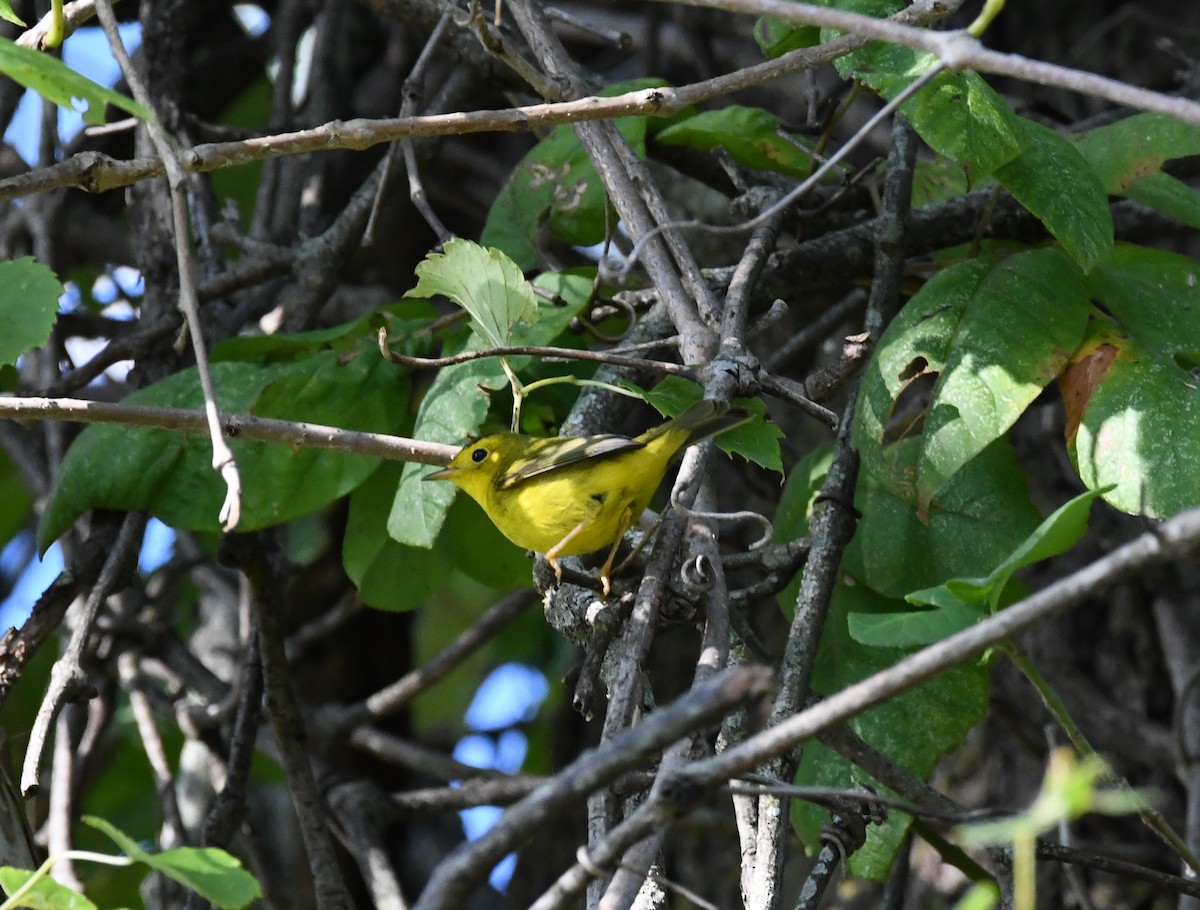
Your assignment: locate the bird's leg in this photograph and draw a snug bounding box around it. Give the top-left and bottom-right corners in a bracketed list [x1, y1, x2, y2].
[612, 510, 665, 578]
[545, 520, 591, 587]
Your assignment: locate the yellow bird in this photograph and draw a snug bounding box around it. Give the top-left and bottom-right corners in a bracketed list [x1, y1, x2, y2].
[424, 400, 749, 595]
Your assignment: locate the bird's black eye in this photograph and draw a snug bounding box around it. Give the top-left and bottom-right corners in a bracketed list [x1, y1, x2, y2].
[471, 447, 488, 463]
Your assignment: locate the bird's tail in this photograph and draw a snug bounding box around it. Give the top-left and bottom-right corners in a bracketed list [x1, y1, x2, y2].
[642, 399, 752, 451]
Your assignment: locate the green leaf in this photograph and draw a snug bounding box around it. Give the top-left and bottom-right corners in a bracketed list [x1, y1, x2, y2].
[408, 239, 538, 349]
[791, 583, 990, 879]
[654, 106, 815, 177]
[845, 437, 1042, 598]
[836, 41, 1025, 182]
[1074, 112, 1200, 196]
[0, 257, 62, 368]
[855, 249, 1091, 514]
[40, 345, 408, 549]
[0, 867, 97, 910]
[994, 119, 1112, 271]
[481, 79, 663, 270]
[349, 460, 532, 611]
[850, 487, 1107, 647]
[1065, 245, 1200, 517]
[752, 15, 819, 57]
[1122, 172, 1200, 230]
[83, 817, 261, 910]
[0, 38, 149, 124]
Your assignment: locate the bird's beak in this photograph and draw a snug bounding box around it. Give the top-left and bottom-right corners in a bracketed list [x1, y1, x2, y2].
[423, 466, 456, 482]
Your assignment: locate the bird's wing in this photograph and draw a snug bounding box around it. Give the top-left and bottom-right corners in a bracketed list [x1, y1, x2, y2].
[497, 434, 645, 489]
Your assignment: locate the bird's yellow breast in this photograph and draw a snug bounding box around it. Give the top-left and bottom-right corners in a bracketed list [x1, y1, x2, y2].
[482, 445, 672, 556]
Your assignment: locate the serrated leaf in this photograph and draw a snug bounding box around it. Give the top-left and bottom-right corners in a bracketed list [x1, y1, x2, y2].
[388, 282, 592, 550]
[83, 817, 260, 910]
[0, 38, 148, 124]
[0, 867, 97, 910]
[1067, 244, 1200, 517]
[408, 239, 538, 349]
[995, 119, 1112, 271]
[654, 106, 815, 177]
[856, 249, 1090, 514]
[40, 346, 408, 549]
[0, 257, 62, 367]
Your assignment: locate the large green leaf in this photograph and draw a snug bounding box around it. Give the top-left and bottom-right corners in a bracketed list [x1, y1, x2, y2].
[1074, 113, 1200, 230]
[845, 437, 1043, 599]
[994, 119, 1112, 271]
[855, 248, 1091, 515]
[1074, 112, 1200, 195]
[481, 79, 664, 270]
[792, 583, 990, 877]
[1066, 245, 1200, 517]
[836, 41, 1026, 183]
[0, 257, 62, 368]
[40, 343, 408, 549]
[0, 38, 149, 124]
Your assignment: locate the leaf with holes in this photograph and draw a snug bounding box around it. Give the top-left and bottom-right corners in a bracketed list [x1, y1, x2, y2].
[855, 248, 1091, 516]
[481, 78, 668, 270]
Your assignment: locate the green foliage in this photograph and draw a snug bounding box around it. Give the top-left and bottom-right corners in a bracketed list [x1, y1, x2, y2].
[994, 119, 1113, 270]
[389, 246, 591, 549]
[634, 375, 784, 473]
[0, 867, 98, 910]
[481, 78, 667, 270]
[40, 337, 409, 550]
[654, 106, 816, 177]
[778, 439, 1036, 877]
[408, 238, 539, 349]
[849, 487, 1108, 647]
[0, 38, 148, 124]
[841, 43, 1027, 183]
[0, 0, 23, 26]
[0, 257, 62, 369]
[0, 817, 259, 910]
[83, 817, 261, 910]
[855, 248, 1091, 516]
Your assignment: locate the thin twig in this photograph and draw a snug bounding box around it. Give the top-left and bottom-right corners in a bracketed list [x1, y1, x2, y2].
[93, 0, 243, 530]
[21, 513, 143, 796]
[0, 396, 457, 465]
